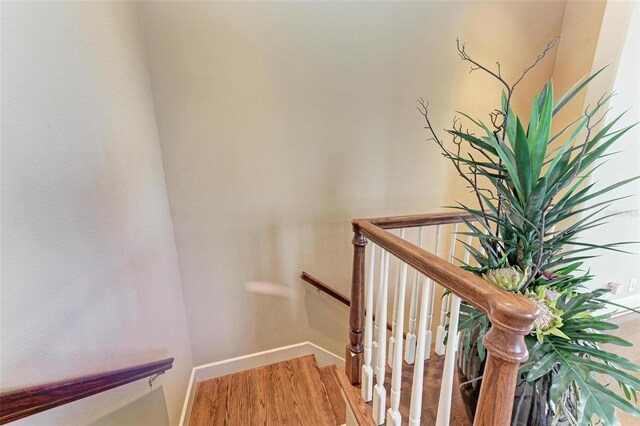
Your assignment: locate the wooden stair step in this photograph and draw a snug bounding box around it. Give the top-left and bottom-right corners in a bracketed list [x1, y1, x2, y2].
[319, 365, 347, 425]
[335, 351, 472, 425]
[189, 355, 339, 425]
[334, 367, 377, 426]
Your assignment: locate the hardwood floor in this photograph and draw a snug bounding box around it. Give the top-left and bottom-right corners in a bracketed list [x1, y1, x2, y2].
[188, 314, 639, 425]
[189, 355, 339, 426]
[319, 365, 347, 425]
[605, 312, 640, 425]
[337, 349, 471, 426]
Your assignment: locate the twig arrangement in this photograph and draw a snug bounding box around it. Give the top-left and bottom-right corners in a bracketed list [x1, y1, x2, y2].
[421, 39, 640, 425]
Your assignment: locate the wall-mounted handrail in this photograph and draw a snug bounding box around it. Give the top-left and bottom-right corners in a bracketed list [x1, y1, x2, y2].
[343, 211, 539, 426]
[0, 358, 174, 424]
[301, 271, 351, 306]
[300, 271, 405, 338]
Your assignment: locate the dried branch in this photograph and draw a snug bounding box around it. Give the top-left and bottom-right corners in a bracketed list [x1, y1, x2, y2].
[418, 99, 492, 230]
[456, 38, 510, 95]
[512, 37, 560, 92]
[424, 38, 563, 278]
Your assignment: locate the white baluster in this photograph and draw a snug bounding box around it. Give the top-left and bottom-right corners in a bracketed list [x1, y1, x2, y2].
[404, 227, 423, 364]
[386, 258, 408, 426]
[463, 233, 473, 265]
[362, 244, 377, 402]
[424, 225, 441, 358]
[388, 228, 405, 366]
[458, 234, 474, 342]
[435, 234, 473, 425]
[372, 250, 390, 425]
[408, 275, 433, 426]
[434, 293, 462, 426]
[372, 248, 385, 376]
[434, 223, 458, 355]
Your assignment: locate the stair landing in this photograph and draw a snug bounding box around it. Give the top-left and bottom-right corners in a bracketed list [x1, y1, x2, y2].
[189, 355, 343, 425]
[335, 350, 472, 426]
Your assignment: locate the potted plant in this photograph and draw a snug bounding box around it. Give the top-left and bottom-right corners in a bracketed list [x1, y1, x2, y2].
[420, 38, 640, 425]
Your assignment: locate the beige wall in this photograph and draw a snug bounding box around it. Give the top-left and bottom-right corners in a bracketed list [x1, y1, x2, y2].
[551, 0, 608, 134]
[2, 2, 633, 424]
[546, 0, 639, 301]
[137, 0, 568, 364]
[1, 2, 192, 424]
[580, 0, 640, 300]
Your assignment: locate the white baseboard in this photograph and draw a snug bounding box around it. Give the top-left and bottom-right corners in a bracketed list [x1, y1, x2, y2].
[178, 341, 344, 426]
[601, 293, 640, 317]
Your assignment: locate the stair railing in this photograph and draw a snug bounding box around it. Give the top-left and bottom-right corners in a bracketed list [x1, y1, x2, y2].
[345, 212, 539, 426]
[0, 358, 173, 424]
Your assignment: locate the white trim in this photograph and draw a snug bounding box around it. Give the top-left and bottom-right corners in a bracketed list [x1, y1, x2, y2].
[178, 341, 344, 426]
[307, 341, 345, 368]
[178, 368, 197, 426]
[598, 292, 640, 317]
[610, 294, 640, 316]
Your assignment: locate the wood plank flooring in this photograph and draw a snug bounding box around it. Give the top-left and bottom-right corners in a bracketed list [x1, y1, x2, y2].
[319, 365, 346, 425]
[606, 313, 640, 425]
[189, 355, 338, 426]
[188, 313, 639, 425]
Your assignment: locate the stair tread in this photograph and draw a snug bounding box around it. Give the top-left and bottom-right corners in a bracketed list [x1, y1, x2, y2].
[189, 355, 338, 425]
[336, 351, 472, 425]
[335, 367, 377, 426]
[319, 365, 346, 425]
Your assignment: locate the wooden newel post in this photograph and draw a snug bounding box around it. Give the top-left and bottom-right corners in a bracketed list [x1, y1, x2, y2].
[345, 225, 367, 385]
[473, 325, 530, 426]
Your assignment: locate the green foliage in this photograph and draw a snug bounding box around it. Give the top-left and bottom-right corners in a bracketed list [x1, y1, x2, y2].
[448, 78, 638, 277]
[429, 60, 639, 425]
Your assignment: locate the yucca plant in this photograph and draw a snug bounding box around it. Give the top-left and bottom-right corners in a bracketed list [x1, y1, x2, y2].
[422, 39, 640, 425]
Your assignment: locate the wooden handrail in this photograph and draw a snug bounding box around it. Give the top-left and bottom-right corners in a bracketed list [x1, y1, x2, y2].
[0, 358, 173, 424]
[344, 211, 539, 426]
[301, 271, 351, 306]
[300, 271, 404, 338]
[367, 211, 474, 229]
[354, 220, 538, 335]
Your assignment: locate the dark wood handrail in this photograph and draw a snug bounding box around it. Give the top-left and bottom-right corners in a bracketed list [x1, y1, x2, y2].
[367, 211, 474, 229]
[0, 358, 174, 424]
[300, 271, 403, 337]
[301, 271, 351, 306]
[343, 211, 540, 426]
[354, 220, 539, 335]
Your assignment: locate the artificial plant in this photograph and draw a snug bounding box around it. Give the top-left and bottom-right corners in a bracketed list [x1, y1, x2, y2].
[421, 38, 640, 425]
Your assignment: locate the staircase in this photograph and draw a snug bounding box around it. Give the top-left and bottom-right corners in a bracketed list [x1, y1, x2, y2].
[0, 211, 541, 425]
[186, 349, 473, 425]
[336, 349, 472, 426]
[188, 355, 345, 425]
[186, 211, 540, 426]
